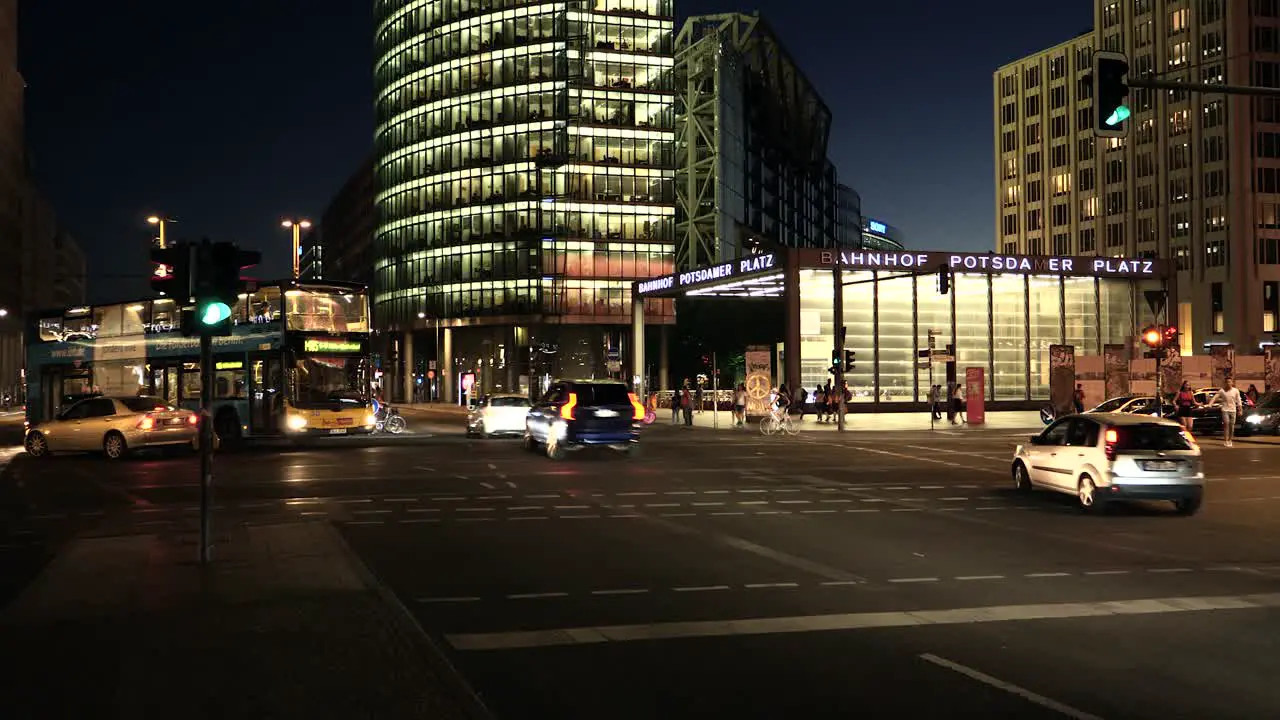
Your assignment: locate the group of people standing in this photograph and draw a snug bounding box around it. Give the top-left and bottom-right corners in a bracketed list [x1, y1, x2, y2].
[928, 383, 967, 424]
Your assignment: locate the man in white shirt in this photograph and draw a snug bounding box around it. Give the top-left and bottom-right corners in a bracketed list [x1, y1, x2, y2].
[1212, 378, 1244, 447]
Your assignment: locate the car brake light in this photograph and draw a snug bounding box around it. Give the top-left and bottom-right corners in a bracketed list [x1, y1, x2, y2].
[137, 415, 155, 430]
[628, 392, 645, 420]
[187, 414, 199, 426]
[1104, 429, 1117, 443]
[560, 392, 578, 420]
[1104, 428, 1118, 461]
[154, 406, 166, 412]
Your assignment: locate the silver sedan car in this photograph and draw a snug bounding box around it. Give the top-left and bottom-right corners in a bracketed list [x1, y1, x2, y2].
[24, 395, 200, 460]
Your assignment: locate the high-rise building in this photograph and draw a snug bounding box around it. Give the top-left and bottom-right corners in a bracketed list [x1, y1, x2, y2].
[859, 216, 906, 252]
[0, 0, 24, 398]
[995, 1, 1280, 354]
[319, 155, 376, 287]
[373, 0, 677, 402]
[674, 12, 839, 266]
[299, 228, 323, 280]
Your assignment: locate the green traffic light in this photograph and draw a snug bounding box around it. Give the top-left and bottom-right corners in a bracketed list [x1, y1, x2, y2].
[1105, 105, 1131, 126]
[201, 301, 231, 325]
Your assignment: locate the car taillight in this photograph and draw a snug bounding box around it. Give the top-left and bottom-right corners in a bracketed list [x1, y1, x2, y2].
[628, 392, 645, 420]
[137, 415, 155, 430]
[560, 392, 578, 420]
[187, 414, 199, 426]
[1104, 428, 1118, 461]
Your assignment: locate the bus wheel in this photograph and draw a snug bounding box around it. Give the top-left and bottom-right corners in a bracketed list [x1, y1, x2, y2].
[214, 409, 242, 447]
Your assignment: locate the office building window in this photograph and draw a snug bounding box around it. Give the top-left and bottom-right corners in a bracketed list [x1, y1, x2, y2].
[1077, 137, 1095, 162]
[1258, 167, 1280, 193]
[1024, 66, 1040, 89]
[1001, 102, 1017, 125]
[1051, 144, 1070, 168]
[1026, 180, 1043, 203]
[1201, 64, 1223, 85]
[1205, 204, 1226, 231]
[1002, 130, 1018, 152]
[1002, 214, 1019, 235]
[1169, 142, 1190, 170]
[1264, 282, 1280, 332]
[1205, 240, 1228, 268]
[1003, 185, 1021, 207]
[1079, 167, 1095, 191]
[1204, 170, 1226, 197]
[1134, 0, 1151, 15]
[1200, 0, 1223, 23]
[1254, 61, 1280, 88]
[1259, 132, 1280, 159]
[1049, 56, 1067, 80]
[1105, 159, 1126, 184]
[1106, 223, 1125, 248]
[1136, 117, 1156, 144]
[1103, 3, 1122, 26]
[1103, 33, 1123, 52]
[1169, 42, 1190, 67]
[1052, 233, 1070, 255]
[1026, 209, 1043, 231]
[1135, 21, 1153, 47]
[1170, 109, 1191, 136]
[1003, 157, 1018, 179]
[1050, 115, 1068, 138]
[1075, 46, 1093, 69]
[1170, 176, 1192, 203]
[1001, 75, 1018, 97]
[1079, 227, 1096, 252]
[1204, 135, 1224, 163]
[1259, 237, 1280, 264]
[1171, 210, 1191, 238]
[1255, 0, 1279, 18]
[1106, 190, 1127, 214]
[1174, 245, 1193, 271]
[1003, 242, 1018, 254]
[1260, 202, 1280, 228]
[1170, 8, 1190, 33]
[1082, 195, 1098, 219]
[1212, 282, 1225, 333]
[1028, 238, 1044, 255]
[1024, 96, 1042, 118]
[1258, 26, 1280, 53]
[1135, 152, 1155, 177]
[1204, 100, 1224, 128]
[1202, 30, 1224, 58]
[1136, 184, 1155, 209]
[1052, 203, 1070, 226]
[1136, 217, 1156, 244]
[1052, 171, 1071, 195]
[1025, 151, 1042, 174]
[1050, 85, 1067, 110]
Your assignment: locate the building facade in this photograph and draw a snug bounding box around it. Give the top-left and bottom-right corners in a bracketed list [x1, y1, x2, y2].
[319, 155, 377, 287]
[299, 228, 323, 280]
[995, 0, 1280, 355]
[373, 0, 678, 402]
[860, 216, 906, 251]
[674, 12, 839, 267]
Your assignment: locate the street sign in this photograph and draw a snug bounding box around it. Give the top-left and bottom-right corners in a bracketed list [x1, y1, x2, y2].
[916, 362, 931, 370]
[930, 354, 955, 363]
[1144, 289, 1167, 318]
[428, 360, 437, 370]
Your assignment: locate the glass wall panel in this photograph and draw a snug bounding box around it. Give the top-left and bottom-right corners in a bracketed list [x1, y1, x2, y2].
[798, 269, 834, 391]
[841, 273, 875, 401]
[1063, 277, 1099, 354]
[954, 274, 991, 394]
[992, 274, 1027, 400]
[876, 273, 914, 402]
[916, 278, 953, 400]
[1099, 279, 1134, 348]
[1028, 276, 1063, 399]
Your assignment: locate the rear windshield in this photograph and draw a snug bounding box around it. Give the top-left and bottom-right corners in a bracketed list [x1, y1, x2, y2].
[120, 396, 173, 413]
[1092, 397, 1131, 413]
[1113, 424, 1193, 451]
[572, 384, 631, 406]
[490, 397, 530, 408]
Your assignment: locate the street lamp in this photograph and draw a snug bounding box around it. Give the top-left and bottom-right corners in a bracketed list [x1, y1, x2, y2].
[146, 215, 174, 248]
[281, 218, 313, 278]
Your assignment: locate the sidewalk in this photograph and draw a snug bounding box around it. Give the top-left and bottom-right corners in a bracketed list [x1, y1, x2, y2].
[0, 522, 490, 719]
[652, 409, 1044, 433]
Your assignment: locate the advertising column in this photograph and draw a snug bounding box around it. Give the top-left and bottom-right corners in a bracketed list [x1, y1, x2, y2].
[965, 367, 985, 425]
[1211, 344, 1236, 386]
[1049, 344, 1076, 417]
[1104, 344, 1130, 399]
[743, 345, 773, 417]
[1266, 346, 1280, 392]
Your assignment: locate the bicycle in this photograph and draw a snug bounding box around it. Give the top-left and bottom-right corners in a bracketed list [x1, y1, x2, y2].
[759, 410, 799, 436]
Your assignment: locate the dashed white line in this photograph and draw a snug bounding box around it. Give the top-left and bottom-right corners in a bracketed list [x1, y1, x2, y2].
[402, 518, 441, 524]
[555, 505, 590, 510]
[919, 485, 944, 489]
[673, 585, 730, 593]
[285, 499, 323, 506]
[860, 499, 886, 503]
[384, 498, 417, 503]
[527, 494, 559, 499]
[1025, 572, 1071, 578]
[562, 514, 603, 520]
[591, 588, 649, 596]
[891, 508, 924, 513]
[711, 511, 747, 516]
[745, 582, 800, 589]
[346, 520, 384, 526]
[666, 491, 697, 496]
[738, 489, 767, 494]
[338, 499, 374, 504]
[1084, 570, 1129, 576]
[300, 511, 328, 517]
[508, 516, 549, 521]
[821, 499, 852, 504]
[618, 492, 656, 497]
[508, 506, 543, 511]
[777, 500, 811, 505]
[939, 497, 968, 501]
[661, 513, 695, 517]
[430, 496, 466, 502]
[1148, 568, 1193, 574]
[691, 502, 725, 507]
[846, 509, 880, 514]
[884, 486, 911, 491]
[457, 518, 496, 523]
[738, 501, 769, 506]
[646, 503, 680, 508]
[889, 577, 939, 583]
[407, 508, 440, 513]
[704, 490, 731, 495]
[956, 575, 1006, 581]
[975, 506, 1007, 511]
[353, 510, 392, 515]
[457, 508, 494, 513]
[821, 580, 862, 587]
[508, 592, 569, 600]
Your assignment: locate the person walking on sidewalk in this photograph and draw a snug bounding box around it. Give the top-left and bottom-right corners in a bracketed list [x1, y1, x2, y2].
[733, 383, 747, 427]
[928, 384, 942, 421]
[1073, 384, 1085, 414]
[681, 385, 694, 427]
[1212, 377, 1244, 447]
[694, 383, 704, 414]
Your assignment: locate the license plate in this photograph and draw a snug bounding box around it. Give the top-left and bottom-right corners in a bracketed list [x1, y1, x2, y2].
[328, 429, 347, 435]
[166, 418, 185, 426]
[595, 409, 618, 417]
[1141, 460, 1178, 471]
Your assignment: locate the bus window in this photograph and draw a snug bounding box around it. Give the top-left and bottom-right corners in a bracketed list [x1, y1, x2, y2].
[150, 299, 178, 333]
[181, 363, 202, 400]
[94, 305, 124, 338]
[249, 287, 281, 324]
[38, 317, 62, 342]
[284, 289, 369, 333]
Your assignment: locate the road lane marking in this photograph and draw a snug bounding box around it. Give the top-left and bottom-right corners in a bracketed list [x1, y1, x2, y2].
[1084, 570, 1129, 576]
[562, 514, 602, 519]
[956, 575, 1006, 581]
[285, 499, 323, 505]
[666, 491, 697, 495]
[646, 503, 680, 508]
[618, 492, 656, 497]
[239, 502, 273, 508]
[447, 592, 1280, 651]
[509, 506, 543, 511]
[745, 582, 799, 589]
[661, 513, 695, 517]
[1025, 572, 1071, 578]
[353, 510, 392, 515]
[1148, 568, 1193, 573]
[821, 580, 862, 586]
[591, 588, 649, 596]
[704, 490, 730, 495]
[673, 585, 730, 593]
[457, 508, 494, 513]
[801, 510, 836, 514]
[402, 518, 441, 524]
[527, 494, 559, 499]
[507, 592, 569, 600]
[430, 496, 466, 502]
[407, 508, 440, 513]
[384, 498, 417, 503]
[777, 500, 811, 505]
[554, 505, 589, 510]
[889, 577, 939, 583]
[691, 502, 725, 507]
[300, 511, 327, 517]
[419, 596, 481, 603]
[508, 516, 549, 521]
[939, 497, 968, 501]
[337, 499, 374, 504]
[919, 654, 1103, 720]
[846, 509, 881, 513]
[821, 499, 852, 504]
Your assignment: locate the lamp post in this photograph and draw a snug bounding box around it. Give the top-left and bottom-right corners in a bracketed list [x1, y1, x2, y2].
[280, 218, 313, 278]
[146, 215, 173, 248]
[418, 311, 441, 402]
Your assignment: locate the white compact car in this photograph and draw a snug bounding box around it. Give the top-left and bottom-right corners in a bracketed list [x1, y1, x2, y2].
[1012, 412, 1204, 515]
[467, 394, 532, 438]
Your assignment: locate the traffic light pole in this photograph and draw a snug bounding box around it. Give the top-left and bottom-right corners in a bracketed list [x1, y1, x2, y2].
[199, 330, 215, 564]
[833, 265, 845, 432]
[1127, 76, 1280, 98]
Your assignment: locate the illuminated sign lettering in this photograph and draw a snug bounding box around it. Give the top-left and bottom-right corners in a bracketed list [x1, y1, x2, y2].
[816, 250, 1160, 278]
[867, 220, 888, 234]
[216, 361, 244, 370]
[636, 253, 778, 296]
[304, 339, 363, 353]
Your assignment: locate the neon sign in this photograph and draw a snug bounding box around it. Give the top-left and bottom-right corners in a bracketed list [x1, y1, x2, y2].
[636, 253, 778, 295]
[818, 250, 1160, 278]
[303, 339, 363, 353]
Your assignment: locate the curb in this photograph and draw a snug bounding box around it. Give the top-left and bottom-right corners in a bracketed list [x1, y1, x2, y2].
[328, 524, 496, 720]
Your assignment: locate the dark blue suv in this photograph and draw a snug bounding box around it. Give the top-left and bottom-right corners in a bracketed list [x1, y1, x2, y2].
[523, 379, 644, 459]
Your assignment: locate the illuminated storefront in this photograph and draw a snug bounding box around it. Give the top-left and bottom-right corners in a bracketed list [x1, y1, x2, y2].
[630, 248, 1167, 407]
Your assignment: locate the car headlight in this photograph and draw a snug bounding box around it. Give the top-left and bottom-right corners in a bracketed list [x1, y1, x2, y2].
[286, 415, 308, 431]
[365, 413, 376, 426]
[1246, 413, 1263, 424]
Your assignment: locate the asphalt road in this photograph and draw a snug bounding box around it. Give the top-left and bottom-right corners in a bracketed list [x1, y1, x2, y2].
[3, 416, 1280, 718]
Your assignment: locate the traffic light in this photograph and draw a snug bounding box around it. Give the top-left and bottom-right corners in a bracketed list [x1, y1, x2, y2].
[150, 245, 192, 299]
[1163, 325, 1180, 351]
[1093, 51, 1130, 138]
[1140, 325, 1163, 348]
[937, 264, 950, 294]
[831, 348, 842, 370]
[187, 239, 262, 336]
[844, 349, 856, 370]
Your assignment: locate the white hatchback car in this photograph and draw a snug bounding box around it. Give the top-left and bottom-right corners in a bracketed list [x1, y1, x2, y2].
[1012, 412, 1205, 515]
[467, 393, 532, 438]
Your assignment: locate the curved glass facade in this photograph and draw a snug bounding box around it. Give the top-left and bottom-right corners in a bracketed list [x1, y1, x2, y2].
[373, 0, 677, 338]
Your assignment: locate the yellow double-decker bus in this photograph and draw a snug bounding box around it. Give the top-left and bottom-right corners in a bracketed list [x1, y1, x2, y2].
[25, 280, 375, 442]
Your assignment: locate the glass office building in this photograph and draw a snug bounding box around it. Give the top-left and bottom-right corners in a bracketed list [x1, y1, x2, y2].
[373, 0, 677, 399]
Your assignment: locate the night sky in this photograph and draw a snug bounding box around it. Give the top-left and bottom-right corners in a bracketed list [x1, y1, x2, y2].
[19, 0, 1091, 303]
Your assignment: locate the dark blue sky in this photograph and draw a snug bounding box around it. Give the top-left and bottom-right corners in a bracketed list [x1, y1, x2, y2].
[20, 0, 1091, 303]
